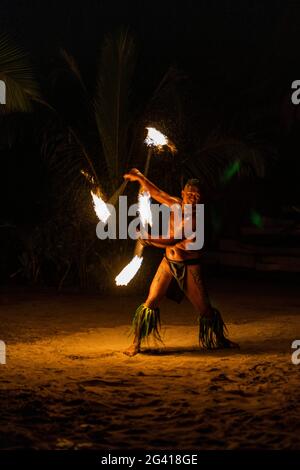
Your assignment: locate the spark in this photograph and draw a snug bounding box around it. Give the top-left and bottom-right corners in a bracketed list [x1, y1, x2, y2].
[80, 169, 95, 185]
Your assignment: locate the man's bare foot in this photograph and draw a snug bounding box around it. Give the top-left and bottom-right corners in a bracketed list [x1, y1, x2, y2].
[123, 344, 140, 357]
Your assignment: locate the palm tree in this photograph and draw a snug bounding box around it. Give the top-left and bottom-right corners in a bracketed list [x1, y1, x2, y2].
[41, 29, 137, 197]
[94, 29, 136, 190]
[42, 28, 186, 198]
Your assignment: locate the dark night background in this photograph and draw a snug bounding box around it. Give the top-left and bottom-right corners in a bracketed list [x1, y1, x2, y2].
[0, 0, 300, 288]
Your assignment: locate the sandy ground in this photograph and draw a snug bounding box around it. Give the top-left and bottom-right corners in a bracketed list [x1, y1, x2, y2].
[0, 278, 300, 450]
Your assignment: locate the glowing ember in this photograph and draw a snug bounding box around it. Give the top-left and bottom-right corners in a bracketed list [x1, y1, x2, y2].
[145, 127, 168, 148]
[138, 191, 152, 228]
[80, 169, 95, 185]
[115, 255, 143, 286]
[91, 190, 111, 223]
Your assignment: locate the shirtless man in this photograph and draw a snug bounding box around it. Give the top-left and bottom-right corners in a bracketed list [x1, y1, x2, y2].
[123, 168, 238, 356]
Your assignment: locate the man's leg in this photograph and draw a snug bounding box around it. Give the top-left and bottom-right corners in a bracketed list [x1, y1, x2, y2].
[124, 257, 173, 356]
[185, 264, 239, 349]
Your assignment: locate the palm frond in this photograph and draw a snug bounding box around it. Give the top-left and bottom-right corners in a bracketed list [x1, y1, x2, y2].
[183, 133, 277, 190]
[94, 29, 136, 188]
[0, 34, 40, 113]
[144, 66, 185, 113]
[41, 122, 91, 201]
[60, 48, 88, 95]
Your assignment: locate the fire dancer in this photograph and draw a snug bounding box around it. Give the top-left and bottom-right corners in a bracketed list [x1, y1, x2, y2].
[123, 168, 239, 356]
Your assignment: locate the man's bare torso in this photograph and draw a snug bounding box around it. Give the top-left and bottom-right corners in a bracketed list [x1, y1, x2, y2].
[165, 199, 201, 262]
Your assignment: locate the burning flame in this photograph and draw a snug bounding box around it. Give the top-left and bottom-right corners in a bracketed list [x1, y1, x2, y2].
[138, 191, 152, 228]
[145, 127, 168, 148]
[115, 255, 143, 286]
[91, 190, 111, 224]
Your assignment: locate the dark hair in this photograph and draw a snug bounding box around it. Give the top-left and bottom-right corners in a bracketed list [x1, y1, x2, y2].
[184, 178, 201, 190]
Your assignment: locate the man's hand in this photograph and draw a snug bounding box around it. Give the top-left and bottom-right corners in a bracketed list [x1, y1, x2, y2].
[124, 168, 181, 207]
[123, 168, 144, 183]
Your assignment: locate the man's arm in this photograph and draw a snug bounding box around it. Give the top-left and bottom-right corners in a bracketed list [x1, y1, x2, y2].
[139, 235, 178, 249]
[124, 168, 181, 207]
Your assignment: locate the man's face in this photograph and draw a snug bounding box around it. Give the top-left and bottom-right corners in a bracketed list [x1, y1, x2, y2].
[181, 185, 201, 205]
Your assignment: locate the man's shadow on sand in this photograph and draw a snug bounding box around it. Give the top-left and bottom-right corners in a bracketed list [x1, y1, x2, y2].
[140, 347, 237, 356]
[139, 338, 290, 356]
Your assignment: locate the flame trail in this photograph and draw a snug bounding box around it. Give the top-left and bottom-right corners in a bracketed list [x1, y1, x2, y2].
[138, 191, 152, 228]
[115, 255, 143, 286]
[91, 190, 111, 224]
